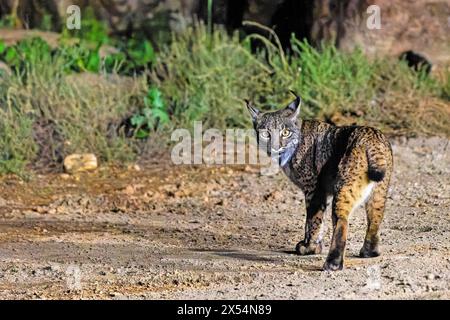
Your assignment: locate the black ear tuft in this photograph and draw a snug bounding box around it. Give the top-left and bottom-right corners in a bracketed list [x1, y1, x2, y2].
[286, 91, 302, 120]
[245, 99, 260, 121]
[287, 91, 301, 111]
[289, 90, 299, 98]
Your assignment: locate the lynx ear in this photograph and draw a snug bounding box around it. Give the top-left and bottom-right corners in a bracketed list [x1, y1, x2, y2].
[286, 90, 302, 120]
[244, 99, 260, 122]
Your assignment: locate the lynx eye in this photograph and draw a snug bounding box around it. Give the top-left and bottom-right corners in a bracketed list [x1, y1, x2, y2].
[259, 130, 270, 139]
[281, 128, 291, 138]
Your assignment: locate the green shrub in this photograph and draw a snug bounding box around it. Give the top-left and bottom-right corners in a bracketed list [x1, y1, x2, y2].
[0, 20, 449, 175]
[267, 38, 376, 118]
[0, 37, 53, 72]
[131, 87, 169, 138]
[150, 22, 449, 136]
[0, 47, 147, 174]
[151, 23, 280, 130]
[62, 7, 109, 45]
[0, 110, 36, 175]
[60, 7, 156, 75]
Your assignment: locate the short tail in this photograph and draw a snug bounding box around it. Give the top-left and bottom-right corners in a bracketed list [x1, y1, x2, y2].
[366, 147, 388, 182]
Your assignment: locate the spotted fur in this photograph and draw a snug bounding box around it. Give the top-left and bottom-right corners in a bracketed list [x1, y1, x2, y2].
[246, 92, 393, 271]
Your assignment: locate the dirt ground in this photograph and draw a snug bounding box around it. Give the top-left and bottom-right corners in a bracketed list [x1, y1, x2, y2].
[0, 136, 449, 300]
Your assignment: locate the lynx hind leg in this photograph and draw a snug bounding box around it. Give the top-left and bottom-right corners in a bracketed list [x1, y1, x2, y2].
[360, 178, 389, 258]
[324, 148, 374, 271]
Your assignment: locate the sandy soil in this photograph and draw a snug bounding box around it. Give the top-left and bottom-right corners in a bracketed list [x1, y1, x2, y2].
[0, 136, 449, 300]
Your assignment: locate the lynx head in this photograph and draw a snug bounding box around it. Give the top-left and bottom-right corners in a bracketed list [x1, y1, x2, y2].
[245, 91, 302, 167]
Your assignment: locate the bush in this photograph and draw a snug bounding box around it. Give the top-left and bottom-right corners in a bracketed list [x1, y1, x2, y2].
[0, 110, 36, 175]
[151, 23, 281, 130]
[0, 21, 449, 175]
[152, 23, 449, 136]
[0, 47, 147, 174]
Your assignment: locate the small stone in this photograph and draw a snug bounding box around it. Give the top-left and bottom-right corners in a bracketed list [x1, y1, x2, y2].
[123, 185, 135, 195]
[33, 206, 47, 214]
[60, 173, 71, 180]
[426, 273, 435, 280]
[63, 153, 98, 174]
[127, 164, 141, 171]
[24, 210, 41, 218]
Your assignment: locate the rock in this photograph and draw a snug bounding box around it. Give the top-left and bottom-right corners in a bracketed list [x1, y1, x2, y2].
[339, 0, 450, 69]
[399, 50, 432, 74]
[63, 154, 98, 174]
[123, 185, 135, 195]
[32, 206, 48, 214]
[127, 163, 141, 171]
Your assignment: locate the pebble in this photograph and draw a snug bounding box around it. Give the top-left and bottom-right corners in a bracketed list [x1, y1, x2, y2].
[64, 153, 98, 174]
[60, 173, 71, 180]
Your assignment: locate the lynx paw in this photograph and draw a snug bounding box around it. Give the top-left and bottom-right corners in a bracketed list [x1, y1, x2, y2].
[323, 259, 343, 271]
[295, 240, 322, 255]
[359, 242, 380, 258]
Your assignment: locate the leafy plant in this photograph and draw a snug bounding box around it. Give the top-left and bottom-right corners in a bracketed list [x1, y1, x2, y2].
[127, 39, 155, 68]
[60, 8, 155, 75]
[151, 23, 278, 130]
[0, 37, 53, 71]
[58, 43, 102, 73]
[62, 7, 109, 45]
[131, 87, 169, 138]
[111, 38, 156, 74]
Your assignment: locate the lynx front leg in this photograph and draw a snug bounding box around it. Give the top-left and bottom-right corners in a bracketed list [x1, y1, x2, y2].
[296, 190, 327, 255]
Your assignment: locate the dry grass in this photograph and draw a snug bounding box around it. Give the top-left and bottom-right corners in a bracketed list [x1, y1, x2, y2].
[0, 61, 147, 174]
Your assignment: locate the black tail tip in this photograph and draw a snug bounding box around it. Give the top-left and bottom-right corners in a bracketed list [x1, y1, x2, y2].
[368, 168, 385, 182]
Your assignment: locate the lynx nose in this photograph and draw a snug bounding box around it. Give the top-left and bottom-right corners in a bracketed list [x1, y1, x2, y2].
[271, 147, 285, 154]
